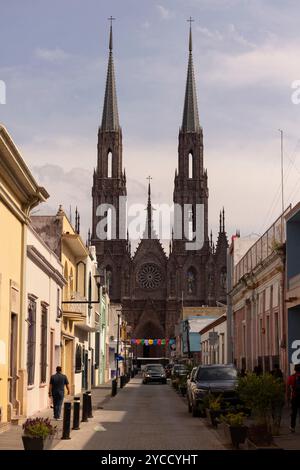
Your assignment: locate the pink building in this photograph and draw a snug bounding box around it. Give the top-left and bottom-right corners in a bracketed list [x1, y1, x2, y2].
[229, 210, 290, 376]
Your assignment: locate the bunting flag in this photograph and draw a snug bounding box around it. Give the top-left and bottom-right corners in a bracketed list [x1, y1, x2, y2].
[130, 338, 176, 346]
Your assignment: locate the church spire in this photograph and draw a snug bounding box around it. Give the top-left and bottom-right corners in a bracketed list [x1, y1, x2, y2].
[144, 176, 156, 239]
[181, 18, 200, 133]
[101, 17, 120, 131]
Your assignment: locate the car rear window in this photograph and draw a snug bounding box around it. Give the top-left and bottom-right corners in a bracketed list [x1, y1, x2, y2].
[197, 367, 237, 381]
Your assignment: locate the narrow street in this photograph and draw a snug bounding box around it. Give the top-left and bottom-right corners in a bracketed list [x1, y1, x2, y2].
[55, 378, 224, 450]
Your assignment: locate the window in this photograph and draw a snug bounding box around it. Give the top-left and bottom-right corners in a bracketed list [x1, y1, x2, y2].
[106, 267, 113, 296]
[75, 344, 82, 373]
[274, 311, 279, 355]
[108, 151, 112, 178]
[27, 297, 36, 386]
[188, 152, 193, 178]
[40, 304, 48, 384]
[187, 267, 196, 295]
[95, 332, 100, 369]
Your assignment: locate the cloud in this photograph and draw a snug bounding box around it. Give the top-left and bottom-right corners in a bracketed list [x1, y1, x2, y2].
[156, 5, 173, 20]
[35, 47, 70, 62]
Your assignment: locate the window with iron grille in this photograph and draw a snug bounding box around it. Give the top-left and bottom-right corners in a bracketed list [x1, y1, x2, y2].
[95, 332, 100, 369]
[40, 304, 48, 383]
[27, 297, 36, 386]
[75, 344, 82, 373]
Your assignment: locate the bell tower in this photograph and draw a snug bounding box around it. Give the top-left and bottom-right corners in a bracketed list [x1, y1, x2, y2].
[92, 18, 129, 302]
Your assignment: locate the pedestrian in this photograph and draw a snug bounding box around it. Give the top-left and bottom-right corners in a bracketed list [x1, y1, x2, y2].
[49, 366, 70, 421]
[287, 363, 300, 433]
[271, 364, 283, 380]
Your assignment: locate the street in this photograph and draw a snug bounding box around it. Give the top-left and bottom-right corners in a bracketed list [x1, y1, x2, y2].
[55, 377, 224, 450]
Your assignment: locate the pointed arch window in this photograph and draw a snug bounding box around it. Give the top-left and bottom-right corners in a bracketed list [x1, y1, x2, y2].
[106, 266, 113, 296]
[187, 267, 197, 295]
[107, 151, 112, 178]
[188, 152, 193, 179]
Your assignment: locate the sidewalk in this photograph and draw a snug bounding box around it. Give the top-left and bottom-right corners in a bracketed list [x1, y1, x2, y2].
[273, 405, 300, 450]
[0, 382, 112, 450]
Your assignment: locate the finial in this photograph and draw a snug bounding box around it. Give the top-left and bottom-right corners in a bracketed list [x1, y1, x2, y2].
[187, 17, 194, 52]
[222, 207, 225, 232]
[108, 16, 115, 51]
[219, 211, 222, 232]
[210, 230, 213, 247]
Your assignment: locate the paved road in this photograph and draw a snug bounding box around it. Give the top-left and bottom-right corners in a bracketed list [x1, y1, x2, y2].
[55, 378, 224, 450]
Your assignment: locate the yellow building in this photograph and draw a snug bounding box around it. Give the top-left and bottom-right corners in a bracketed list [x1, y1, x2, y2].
[0, 125, 48, 425]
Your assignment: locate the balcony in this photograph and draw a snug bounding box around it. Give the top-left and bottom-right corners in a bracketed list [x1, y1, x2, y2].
[63, 291, 87, 322]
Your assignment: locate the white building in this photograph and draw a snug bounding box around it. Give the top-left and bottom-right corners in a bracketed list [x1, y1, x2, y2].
[200, 315, 227, 365]
[25, 224, 65, 417]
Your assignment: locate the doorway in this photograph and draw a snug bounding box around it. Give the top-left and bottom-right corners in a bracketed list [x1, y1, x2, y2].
[9, 314, 18, 408]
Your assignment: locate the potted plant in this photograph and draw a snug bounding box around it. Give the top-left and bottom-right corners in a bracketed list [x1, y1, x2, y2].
[207, 394, 223, 428]
[237, 373, 284, 447]
[221, 412, 247, 449]
[178, 375, 188, 396]
[22, 417, 57, 450]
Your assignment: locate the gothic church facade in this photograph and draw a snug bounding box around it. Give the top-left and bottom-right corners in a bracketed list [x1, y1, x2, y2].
[91, 24, 228, 357]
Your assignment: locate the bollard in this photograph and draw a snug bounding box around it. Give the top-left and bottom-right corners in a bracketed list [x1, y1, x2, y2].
[111, 378, 117, 397]
[72, 397, 80, 430]
[81, 392, 89, 422]
[131, 369, 134, 379]
[61, 402, 71, 440]
[86, 391, 93, 418]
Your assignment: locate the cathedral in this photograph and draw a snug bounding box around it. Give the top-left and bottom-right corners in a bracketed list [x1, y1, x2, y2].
[91, 23, 228, 357]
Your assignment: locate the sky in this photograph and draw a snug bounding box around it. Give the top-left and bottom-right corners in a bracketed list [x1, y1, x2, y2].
[1, 0, 300, 251]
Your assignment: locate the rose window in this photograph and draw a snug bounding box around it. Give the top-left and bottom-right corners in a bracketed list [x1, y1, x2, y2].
[137, 263, 162, 289]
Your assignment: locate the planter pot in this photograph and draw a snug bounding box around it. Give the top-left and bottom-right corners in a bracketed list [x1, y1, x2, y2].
[224, 423, 248, 449]
[22, 435, 54, 450]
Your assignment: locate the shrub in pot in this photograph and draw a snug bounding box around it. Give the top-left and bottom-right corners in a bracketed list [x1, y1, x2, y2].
[221, 412, 247, 449]
[207, 394, 223, 428]
[22, 417, 57, 450]
[237, 373, 285, 446]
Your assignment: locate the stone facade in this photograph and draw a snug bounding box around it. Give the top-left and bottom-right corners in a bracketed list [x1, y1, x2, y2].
[91, 25, 228, 357]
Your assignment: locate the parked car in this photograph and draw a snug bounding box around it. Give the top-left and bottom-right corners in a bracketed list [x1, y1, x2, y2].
[142, 364, 167, 384]
[188, 364, 239, 417]
[171, 364, 188, 379]
[186, 366, 198, 413]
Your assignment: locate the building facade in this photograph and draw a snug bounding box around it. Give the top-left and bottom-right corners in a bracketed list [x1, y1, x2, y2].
[32, 208, 101, 395]
[229, 210, 289, 376]
[25, 224, 65, 416]
[91, 24, 228, 359]
[200, 314, 227, 365]
[0, 126, 48, 425]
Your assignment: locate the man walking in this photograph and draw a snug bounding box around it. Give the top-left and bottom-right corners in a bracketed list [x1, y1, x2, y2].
[287, 363, 300, 432]
[49, 366, 70, 420]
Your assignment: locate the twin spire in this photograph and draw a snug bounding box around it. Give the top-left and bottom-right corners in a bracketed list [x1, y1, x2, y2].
[181, 19, 200, 133]
[100, 18, 200, 134]
[101, 18, 120, 132]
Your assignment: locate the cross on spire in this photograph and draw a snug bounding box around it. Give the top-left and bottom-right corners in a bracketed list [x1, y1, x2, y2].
[187, 16, 194, 27]
[108, 16, 116, 26]
[108, 16, 116, 51]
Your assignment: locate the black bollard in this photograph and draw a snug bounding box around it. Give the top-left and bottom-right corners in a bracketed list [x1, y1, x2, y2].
[131, 369, 134, 379]
[81, 392, 89, 422]
[61, 402, 71, 440]
[72, 397, 80, 430]
[86, 391, 93, 418]
[111, 378, 117, 397]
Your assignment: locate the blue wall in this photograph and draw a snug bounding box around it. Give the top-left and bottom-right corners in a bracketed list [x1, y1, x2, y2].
[288, 306, 300, 364]
[287, 213, 300, 281]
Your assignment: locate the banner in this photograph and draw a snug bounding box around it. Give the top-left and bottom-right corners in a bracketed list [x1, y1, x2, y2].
[131, 338, 176, 345]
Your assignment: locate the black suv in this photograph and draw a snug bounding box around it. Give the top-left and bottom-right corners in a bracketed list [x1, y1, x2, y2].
[187, 364, 238, 417]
